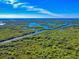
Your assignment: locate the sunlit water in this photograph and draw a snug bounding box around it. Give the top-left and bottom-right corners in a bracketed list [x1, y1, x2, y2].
[0, 18, 79, 29]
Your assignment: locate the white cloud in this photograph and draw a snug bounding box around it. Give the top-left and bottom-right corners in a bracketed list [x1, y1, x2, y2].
[0, 0, 18, 4]
[0, 14, 53, 18]
[38, 9, 63, 17]
[21, 5, 35, 11]
[7, 0, 62, 17]
[60, 14, 79, 18]
[8, 0, 16, 4]
[21, 5, 63, 17]
[13, 3, 25, 8]
[0, 0, 64, 18]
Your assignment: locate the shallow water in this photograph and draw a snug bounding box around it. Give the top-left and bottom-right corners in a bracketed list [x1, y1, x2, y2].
[0, 18, 79, 29]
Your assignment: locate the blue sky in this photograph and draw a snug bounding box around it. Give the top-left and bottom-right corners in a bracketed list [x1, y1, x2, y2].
[20, 0, 79, 14]
[0, 0, 79, 18]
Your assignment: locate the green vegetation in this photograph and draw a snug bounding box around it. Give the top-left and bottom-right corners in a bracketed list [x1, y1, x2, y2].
[0, 25, 35, 41]
[0, 26, 79, 59]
